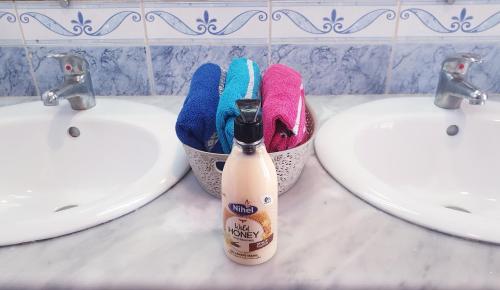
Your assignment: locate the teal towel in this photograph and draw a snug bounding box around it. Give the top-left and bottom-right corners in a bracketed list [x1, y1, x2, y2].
[216, 58, 262, 153]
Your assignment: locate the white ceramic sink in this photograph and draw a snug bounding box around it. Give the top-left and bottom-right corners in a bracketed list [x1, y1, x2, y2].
[316, 97, 500, 243]
[0, 99, 189, 246]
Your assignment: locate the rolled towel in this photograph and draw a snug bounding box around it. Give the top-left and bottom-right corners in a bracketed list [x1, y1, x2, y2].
[216, 58, 261, 153]
[176, 63, 225, 153]
[261, 64, 307, 153]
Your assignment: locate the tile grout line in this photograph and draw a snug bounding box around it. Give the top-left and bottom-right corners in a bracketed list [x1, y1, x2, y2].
[267, 0, 272, 66]
[13, 0, 41, 97]
[140, 0, 157, 96]
[384, 0, 401, 95]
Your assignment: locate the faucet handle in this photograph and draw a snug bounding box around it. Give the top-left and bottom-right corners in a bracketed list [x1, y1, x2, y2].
[48, 53, 89, 76]
[442, 53, 483, 77]
[458, 53, 482, 63]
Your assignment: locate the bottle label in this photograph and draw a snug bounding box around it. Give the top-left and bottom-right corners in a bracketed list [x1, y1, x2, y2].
[228, 202, 258, 216]
[224, 199, 273, 258]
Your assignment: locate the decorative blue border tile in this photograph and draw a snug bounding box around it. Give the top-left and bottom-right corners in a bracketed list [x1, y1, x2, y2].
[30, 47, 150, 96]
[271, 4, 397, 39]
[400, 7, 500, 33]
[398, 4, 500, 37]
[145, 9, 267, 36]
[0, 11, 15, 23]
[17, 2, 144, 43]
[390, 42, 500, 94]
[271, 44, 391, 95]
[144, 4, 269, 41]
[20, 10, 141, 37]
[0, 2, 22, 43]
[150, 45, 268, 95]
[0, 47, 37, 96]
[272, 8, 396, 34]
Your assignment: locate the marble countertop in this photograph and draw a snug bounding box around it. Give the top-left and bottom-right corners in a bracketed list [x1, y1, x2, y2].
[1, 95, 500, 290]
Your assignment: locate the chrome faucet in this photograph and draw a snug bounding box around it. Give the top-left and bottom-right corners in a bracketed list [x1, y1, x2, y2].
[41, 53, 96, 110]
[434, 53, 487, 110]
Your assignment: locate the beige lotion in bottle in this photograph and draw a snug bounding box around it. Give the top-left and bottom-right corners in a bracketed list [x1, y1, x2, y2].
[221, 99, 278, 265]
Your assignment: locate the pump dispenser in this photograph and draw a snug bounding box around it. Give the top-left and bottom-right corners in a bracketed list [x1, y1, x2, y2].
[234, 99, 263, 154]
[221, 99, 278, 265]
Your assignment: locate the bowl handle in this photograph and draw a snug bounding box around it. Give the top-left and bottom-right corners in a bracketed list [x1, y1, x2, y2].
[214, 161, 225, 173]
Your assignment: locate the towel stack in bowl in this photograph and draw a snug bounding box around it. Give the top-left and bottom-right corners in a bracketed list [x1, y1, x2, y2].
[175, 63, 224, 153]
[261, 64, 308, 153]
[176, 58, 309, 154]
[216, 58, 262, 154]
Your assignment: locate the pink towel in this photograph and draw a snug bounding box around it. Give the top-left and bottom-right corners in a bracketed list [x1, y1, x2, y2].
[261, 64, 307, 153]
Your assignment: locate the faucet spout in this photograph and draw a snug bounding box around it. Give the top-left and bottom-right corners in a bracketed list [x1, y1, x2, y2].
[41, 80, 78, 106]
[41, 78, 95, 110]
[41, 90, 59, 106]
[435, 76, 488, 109]
[466, 86, 488, 105]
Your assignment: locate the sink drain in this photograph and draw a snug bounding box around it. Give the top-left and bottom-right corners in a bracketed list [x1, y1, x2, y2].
[68, 127, 80, 138]
[54, 204, 78, 212]
[444, 205, 471, 213]
[446, 125, 459, 136]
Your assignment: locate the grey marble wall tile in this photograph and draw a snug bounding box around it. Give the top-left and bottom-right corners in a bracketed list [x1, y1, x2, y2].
[0, 47, 36, 96]
[30, 47, 150, 96]
[150, 45, 268, 95]
[390, 43, 500, 94]
[271, 44, 391, 95]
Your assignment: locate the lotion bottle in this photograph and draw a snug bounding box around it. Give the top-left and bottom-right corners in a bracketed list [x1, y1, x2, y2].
[221, 99, 278, 265]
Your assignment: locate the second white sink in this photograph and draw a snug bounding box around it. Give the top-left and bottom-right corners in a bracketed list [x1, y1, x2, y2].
[316, 97, 500, 244]
[0, 99, 189, 246]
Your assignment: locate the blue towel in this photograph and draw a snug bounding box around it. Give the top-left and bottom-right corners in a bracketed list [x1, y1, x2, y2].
[216, 58, 262, 153]
[176, 63, 224, 153]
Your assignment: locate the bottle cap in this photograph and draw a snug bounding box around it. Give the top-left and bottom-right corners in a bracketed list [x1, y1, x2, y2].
[234, 99, 263, 144]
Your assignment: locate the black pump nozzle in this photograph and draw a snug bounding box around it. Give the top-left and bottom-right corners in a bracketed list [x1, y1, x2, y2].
[234, 99, 263, 146]
[237, 99, 260, 123]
